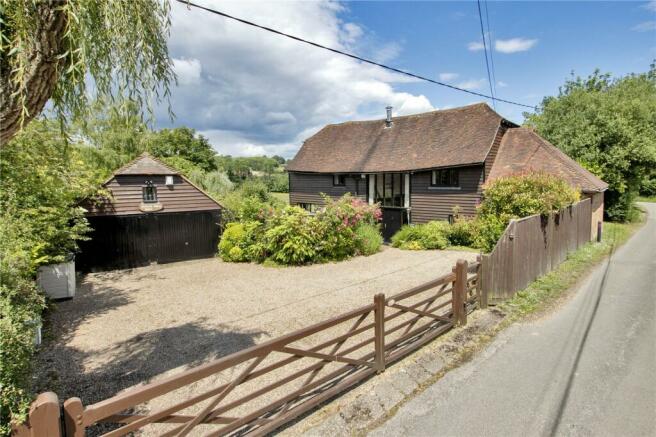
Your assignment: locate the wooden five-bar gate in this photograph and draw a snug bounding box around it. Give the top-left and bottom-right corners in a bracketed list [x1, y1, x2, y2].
[14, 259, 483, 437]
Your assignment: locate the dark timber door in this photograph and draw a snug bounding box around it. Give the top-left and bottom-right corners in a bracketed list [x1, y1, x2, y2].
[381, 208, 405, 241]
[78, 210, 221, 272]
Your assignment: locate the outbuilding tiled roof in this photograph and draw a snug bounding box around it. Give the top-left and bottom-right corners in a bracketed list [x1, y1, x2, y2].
[286, 103, 514, 173]
[489, 127, 608, 193]
[115, 152, 178, 175]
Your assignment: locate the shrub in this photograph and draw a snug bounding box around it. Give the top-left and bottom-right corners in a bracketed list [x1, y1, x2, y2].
[321, 194, 382, 228]
[472, 214, 510, 253]
[261, 207, 320, 265]
[447, 217, 479, 247]
[263, 172, 289, 193]
[354, 224, 383, 256]
[479, 173, 580, 218]
[391, 221, 449, 250]
[1, 122, 97, 432]
[218, 194, 382, 266]
[219, 180, 283, 223]
[475, 173, 580, 252]
[218, 222, 262, 262]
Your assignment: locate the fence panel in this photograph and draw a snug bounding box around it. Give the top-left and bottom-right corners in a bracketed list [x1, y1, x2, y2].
[481, 198, 592, 302]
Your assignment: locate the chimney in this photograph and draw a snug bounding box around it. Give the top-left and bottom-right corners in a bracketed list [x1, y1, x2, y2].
[385, 106, 393, 127]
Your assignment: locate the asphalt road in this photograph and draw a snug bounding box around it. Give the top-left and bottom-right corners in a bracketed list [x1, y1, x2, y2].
[372, 203, 656, 437]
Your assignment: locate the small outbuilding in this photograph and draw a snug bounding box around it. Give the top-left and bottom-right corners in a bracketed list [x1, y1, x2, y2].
[78, 153, 222, 271]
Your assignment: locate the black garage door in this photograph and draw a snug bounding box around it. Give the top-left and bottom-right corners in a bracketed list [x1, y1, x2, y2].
[77, 210, 222, 272]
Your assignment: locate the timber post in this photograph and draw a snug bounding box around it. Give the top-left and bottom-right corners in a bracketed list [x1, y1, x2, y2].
[11, 392, 61, 437]
[452, 259, 468, 326]
[477, 254, 487, 308]
[374, 293, 386, 373]
[63, 398, 84, 437]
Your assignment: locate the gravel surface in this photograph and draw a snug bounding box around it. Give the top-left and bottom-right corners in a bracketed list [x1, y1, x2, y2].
[34, 246, 476, 433]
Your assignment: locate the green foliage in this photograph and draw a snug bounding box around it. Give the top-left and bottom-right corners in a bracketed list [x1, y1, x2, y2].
[448, 217, 479, 247]
[640, 175, 656, 197]
[144, 128, 217, 172]
[218, 222, 262, 262]
[189, 169, 234, 198]
[391, 174, 580, 253]
[2, 0, 174, 138]
[220, 180, 283, 223]
[215, 155, 284, 182]
[263, 172, 289, 193]
[524, 64, 656, 221]
[479, 173, 580, 218]
[391, 221, 450, 250]
[472, 214, 508, 253]
[160, 156, 201, 177]
[261, 207, 321, 265]
[320, 194, 382, 227]
[0, 120, 97, 433]
[473, 173, 581, 252]
[218, 194, 383, 266]
[354, 224, 383, 256]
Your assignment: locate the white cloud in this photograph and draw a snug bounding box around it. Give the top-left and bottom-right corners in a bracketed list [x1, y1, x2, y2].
[342, 23, 363, 43]
[161, 0, 433, 158]
[467, 41, 485, 51]
[632, 21, 656, 32]
[172, 58, 202, 85]
[372, 42, 403, 63]
[439, 72, 459, 82]
[495, 38, 538, 53]
[644, 1, 656, 12]
[497, 80, 508, 88]
[456, 78, 487, 90]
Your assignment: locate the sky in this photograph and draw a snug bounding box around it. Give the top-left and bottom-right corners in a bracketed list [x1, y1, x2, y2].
[157, 0, 656, 158]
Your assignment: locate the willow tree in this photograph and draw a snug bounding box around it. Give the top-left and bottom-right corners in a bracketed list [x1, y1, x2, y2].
[0, 0, 175, 145]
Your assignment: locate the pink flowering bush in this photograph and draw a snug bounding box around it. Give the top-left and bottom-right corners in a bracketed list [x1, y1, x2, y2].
[218, 194, 383, 265]
[320, 194, 382, 228]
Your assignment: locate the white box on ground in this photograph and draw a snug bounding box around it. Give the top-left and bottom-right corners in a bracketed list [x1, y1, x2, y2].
[37, 260, 76, 299]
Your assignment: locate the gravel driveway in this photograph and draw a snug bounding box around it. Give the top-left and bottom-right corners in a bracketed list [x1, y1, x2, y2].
[34, 246, 476, 431]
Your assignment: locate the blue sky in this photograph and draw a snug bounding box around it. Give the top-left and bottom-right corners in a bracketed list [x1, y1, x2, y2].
[160, 1, 655, 157]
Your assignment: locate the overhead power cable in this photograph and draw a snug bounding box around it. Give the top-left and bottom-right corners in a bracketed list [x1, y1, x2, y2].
[476, 0, 496, 109]
[175, 0, 536, 110]
[483, 0, 498, 100]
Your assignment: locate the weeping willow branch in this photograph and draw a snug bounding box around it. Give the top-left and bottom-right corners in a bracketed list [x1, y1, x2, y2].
[0, 0, 175, 145]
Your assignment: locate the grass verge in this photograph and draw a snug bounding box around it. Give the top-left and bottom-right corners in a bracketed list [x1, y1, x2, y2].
[499, 216, 645, 321]
[637, 195, 656, 203]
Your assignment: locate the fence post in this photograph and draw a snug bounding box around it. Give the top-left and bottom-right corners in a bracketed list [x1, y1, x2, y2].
[476, 254, 487, 309]
[452, 259, 468, 326]
[62, 398, 85, 437]
[11, 392, 61, 437]
[374, 293, 386, 373]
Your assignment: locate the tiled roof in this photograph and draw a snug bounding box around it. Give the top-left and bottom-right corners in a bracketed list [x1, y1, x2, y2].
[286, 103, 513, 173]
[489, 127, 608, 193]
[114, 152, 179, 176]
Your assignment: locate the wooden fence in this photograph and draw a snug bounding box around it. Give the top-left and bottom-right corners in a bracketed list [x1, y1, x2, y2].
[480, 198, 592, 302]
[14, 259, 482, 437]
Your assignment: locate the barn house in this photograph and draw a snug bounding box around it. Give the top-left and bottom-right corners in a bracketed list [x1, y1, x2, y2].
[78, 153, 222, 271]
[286, 103, 607, 240]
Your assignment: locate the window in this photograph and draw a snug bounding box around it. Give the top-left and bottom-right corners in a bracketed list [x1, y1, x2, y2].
[298, 203, 318, 213]
[372, 173, 404, 207]
[431, 169, 459, 188]
[142, 182, 158, 203]
[333, 174, 346, 186]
